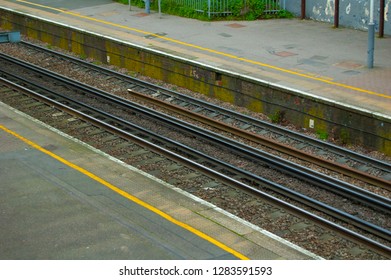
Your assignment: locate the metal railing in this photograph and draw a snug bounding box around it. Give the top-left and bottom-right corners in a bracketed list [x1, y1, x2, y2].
[264, 0, 285, 14]
[163, 0, 286, 18]
[172, 0, 231, 17]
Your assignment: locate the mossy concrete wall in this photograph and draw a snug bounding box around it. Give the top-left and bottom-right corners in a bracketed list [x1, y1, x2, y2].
[1, 9, 390, 155]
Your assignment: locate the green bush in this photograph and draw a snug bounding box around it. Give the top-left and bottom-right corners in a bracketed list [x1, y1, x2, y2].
[112, 0, 292, 21]
[246, 0, 267, 20]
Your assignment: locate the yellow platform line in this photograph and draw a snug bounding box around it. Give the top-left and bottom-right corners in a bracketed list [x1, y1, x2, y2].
[0, 124, 249, 260]
[16, 0, 391, 100]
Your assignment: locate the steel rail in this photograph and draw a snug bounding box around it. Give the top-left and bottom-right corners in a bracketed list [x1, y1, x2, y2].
[0, 54, 390, 215]
[1, 77, 390, 258]
[1, 55, 389, 214]
[128, 89, 391, 191]
[20, 41, 391, 186]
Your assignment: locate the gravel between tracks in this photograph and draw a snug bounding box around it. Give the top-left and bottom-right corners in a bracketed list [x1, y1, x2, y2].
[0, 38, 390, 260]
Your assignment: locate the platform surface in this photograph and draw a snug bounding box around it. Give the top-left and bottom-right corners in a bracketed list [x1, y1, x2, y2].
[1, 0, 390, 117]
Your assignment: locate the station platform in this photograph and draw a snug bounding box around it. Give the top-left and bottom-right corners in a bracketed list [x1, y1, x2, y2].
[0, 0, 390, 117]
[0, 0, 387, 260]
[0, 102, 318, 260]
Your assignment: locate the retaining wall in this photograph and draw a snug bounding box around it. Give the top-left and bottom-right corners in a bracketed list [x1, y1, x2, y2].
[1, 8, 390, 155]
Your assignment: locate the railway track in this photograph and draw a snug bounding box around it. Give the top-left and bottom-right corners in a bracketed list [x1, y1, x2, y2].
[0, 51, 390, 259]
[128, 89, 391, 191]
[12, 41, 391, 191]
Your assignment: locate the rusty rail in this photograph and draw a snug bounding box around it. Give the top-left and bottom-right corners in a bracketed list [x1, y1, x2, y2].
[128, 88, 391, 191]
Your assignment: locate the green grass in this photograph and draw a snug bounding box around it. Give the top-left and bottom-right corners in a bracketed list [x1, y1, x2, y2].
[269, 110, 284, 124]
[316, 130, 329, 141]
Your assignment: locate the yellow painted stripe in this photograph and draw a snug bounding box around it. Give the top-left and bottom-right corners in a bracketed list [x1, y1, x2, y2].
[0, 124, 249, 260]
[16, 0, 391, 100]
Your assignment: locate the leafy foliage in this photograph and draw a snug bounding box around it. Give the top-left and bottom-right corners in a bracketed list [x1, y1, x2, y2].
[113, 0, 293, 21]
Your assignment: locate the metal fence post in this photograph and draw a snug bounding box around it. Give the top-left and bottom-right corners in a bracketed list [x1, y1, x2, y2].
[301, 0, 306, 19]
[367, 0, 375, 68]
[334, 0, 339, 28]
[145, 0, 150, 13]
[379, 0, 385, 38]
[208, 0, 211, 19]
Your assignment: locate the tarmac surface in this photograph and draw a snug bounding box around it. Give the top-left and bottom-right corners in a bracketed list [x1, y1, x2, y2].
[1, 0, 390, 117]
